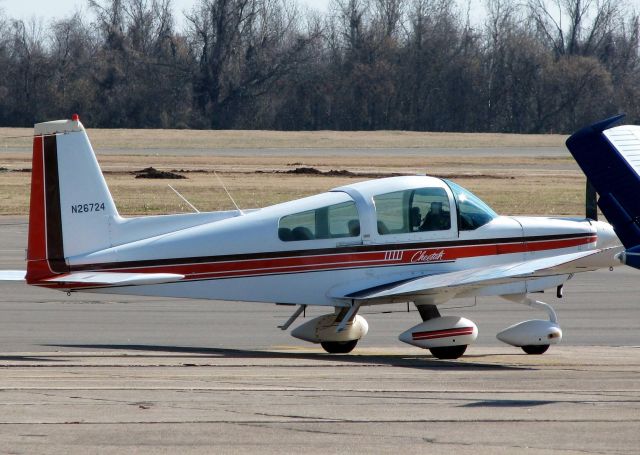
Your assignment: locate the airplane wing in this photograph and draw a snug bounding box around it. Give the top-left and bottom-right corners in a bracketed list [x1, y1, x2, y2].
[43, 272, 184, 287]
[0, 270, 184, 287]
[344, 248, 618, 302]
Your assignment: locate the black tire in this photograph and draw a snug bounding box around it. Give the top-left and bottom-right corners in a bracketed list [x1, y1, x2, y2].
[429, 345, 467, 360]
[521, 344, 550, 355]
[320, 339, 358, 354]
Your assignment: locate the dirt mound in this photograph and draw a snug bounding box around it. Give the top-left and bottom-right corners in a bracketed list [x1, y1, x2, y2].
[133, 167, 186, 179]
[283, 167, 356, 176]
[284, 167, 322, 175]
[325, 169, 355, 176]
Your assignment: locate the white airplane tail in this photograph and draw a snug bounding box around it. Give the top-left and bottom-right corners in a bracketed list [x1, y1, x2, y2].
[25, 115, 241, 285]
[27, 116, 119, 282]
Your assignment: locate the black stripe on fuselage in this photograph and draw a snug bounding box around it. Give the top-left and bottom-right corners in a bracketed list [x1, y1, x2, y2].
[68, 232, 594, 272]
[43, 135, 66, 273]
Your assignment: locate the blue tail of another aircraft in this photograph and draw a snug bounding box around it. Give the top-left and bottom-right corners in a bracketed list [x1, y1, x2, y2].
[566, 114, 640, 268]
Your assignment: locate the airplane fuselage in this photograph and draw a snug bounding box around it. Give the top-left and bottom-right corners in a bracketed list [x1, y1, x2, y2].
[32, 176, 617, 306]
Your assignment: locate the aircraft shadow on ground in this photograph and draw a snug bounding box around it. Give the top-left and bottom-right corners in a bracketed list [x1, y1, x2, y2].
[44, 344, 531, 371]
[0, 355, 67, 362]
[461, 399, 556, 408]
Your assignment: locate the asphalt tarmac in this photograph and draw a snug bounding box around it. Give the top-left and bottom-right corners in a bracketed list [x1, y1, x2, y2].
[1, 217, 639, 454]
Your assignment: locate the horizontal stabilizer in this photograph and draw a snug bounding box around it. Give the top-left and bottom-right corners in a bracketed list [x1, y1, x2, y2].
[0, 270, 26, 281]
[345, 248, 618, 301]
[44, 272, 184, 287]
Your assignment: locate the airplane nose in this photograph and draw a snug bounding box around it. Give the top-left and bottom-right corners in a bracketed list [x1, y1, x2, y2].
[594, 221, 621, 249]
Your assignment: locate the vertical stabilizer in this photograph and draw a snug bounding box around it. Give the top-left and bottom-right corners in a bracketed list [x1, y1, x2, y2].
[26, 116, 119, 282]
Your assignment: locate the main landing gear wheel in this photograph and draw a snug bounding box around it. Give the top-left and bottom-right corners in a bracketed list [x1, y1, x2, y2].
[521, 344, 550, 355]
[429, 345, 467, 360]
[320, 339, 358, 354]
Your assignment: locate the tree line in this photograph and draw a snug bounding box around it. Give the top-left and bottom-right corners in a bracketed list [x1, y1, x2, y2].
[0, 0, 638, 133]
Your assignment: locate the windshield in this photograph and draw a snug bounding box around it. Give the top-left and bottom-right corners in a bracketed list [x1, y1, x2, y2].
[444, 180, 497, 231]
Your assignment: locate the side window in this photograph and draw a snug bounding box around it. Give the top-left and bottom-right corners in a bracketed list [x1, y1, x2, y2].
[373, 187, 451, 235]
[371, 191, 406, 234]
[328, 201, 360, 238]
[279, 209, 315, 241]
[412, 188, 451, 232]
[279, 201, 359, 241]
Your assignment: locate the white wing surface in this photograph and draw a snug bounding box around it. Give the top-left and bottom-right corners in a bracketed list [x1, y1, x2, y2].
[44, 272, 184, 287]
[344, 248, 619, 301]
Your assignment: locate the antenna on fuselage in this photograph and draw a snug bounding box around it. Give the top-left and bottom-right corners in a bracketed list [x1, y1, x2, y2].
[168, 184, 200, 213]
[214, 171, 244, 215]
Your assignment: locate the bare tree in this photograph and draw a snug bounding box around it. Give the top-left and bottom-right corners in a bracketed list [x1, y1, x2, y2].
[528, 0, 622, 56]
[49, 14, 96, 117]
[88, 0, 193, 127]
[533, 55, 614, 131]
[0, 10, 12, 125]
[0, 0, 637, 131]
[7, 18, 50, 124]
[186, 0, 314, 128]
[373, 0, 404, 39]
[332, 0, 369, 53]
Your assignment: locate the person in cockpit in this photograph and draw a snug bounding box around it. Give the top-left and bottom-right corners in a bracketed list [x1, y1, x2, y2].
[420, 201, 450, 231]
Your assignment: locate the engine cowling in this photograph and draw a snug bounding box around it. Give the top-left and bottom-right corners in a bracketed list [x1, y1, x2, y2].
[399, 316, 478, 349]
[496, 319, 562, 347]
[291, 314, 369, 343]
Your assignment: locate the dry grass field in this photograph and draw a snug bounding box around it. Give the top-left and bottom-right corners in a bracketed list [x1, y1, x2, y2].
[0, 128, 585, 216]
[0, 127, 566, 151]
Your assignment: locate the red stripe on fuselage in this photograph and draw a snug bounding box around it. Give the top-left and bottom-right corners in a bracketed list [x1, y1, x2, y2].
[33, 233, 598, 288]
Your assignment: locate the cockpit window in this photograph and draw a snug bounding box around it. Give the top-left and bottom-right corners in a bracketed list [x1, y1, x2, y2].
[444, 180, 497, 231]
[373, 187, 451, 235]
[278, 200, 359, 241]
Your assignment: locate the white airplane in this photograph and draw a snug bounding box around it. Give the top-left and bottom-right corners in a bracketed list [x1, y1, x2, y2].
[0, 116, 623, 359]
